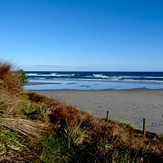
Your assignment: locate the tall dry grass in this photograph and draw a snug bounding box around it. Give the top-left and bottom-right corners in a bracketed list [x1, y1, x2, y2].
[0, 61, 23, 94]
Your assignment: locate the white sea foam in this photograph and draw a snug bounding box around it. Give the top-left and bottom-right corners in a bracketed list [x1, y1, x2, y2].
[51, 73, 75, 77]
[93, 74, 109, 78]
[27, 73, 38, 76]
[27, 73, 75, 77]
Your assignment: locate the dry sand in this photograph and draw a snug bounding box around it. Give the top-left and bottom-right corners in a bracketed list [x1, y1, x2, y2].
[32, 89, 163, 134]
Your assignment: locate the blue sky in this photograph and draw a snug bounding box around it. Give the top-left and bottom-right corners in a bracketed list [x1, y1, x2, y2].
[0, 0, 163, 71]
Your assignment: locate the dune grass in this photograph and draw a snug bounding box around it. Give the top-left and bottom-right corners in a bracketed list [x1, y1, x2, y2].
[0, 61, 163, 162]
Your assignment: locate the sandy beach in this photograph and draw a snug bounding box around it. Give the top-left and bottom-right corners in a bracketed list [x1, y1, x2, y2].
[32, 89, 163, 134]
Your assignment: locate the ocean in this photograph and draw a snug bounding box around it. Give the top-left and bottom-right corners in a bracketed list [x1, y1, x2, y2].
[24, 71, 163, 90]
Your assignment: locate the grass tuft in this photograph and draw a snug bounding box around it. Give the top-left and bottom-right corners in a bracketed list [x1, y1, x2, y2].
[0, 61, 24, 94]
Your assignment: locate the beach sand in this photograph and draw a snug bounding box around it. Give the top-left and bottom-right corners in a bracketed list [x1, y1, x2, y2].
[32, 89, 163, 134]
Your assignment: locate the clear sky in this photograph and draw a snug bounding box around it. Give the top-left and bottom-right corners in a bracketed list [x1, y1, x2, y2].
[0, 0, 163, 71]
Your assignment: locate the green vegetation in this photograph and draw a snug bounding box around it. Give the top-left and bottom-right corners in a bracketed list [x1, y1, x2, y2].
[18, 69, 29, 85]
[0, 61, 163, 162]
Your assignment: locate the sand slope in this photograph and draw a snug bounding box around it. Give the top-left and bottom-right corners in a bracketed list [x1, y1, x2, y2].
[32, 89, 163, 134]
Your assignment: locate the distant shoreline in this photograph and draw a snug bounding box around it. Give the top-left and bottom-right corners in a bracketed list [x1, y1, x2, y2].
[26, 81, 163, 91]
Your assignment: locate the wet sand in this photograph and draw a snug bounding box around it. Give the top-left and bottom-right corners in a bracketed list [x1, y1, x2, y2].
[31, 89, 163, 134]
[26, 82, 55, 85]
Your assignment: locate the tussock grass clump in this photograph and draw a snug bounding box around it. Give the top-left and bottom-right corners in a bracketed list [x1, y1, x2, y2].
[0, 61, 24, 94]
[0, 91, 28, 116]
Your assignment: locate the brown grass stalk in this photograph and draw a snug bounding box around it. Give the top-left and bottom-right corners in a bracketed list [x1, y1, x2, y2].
[0, 118, 48, 139]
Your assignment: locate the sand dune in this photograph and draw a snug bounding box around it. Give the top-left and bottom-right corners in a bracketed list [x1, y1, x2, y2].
[32, 89, 163, 134]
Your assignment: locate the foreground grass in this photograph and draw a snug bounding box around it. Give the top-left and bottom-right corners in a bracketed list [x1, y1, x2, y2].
[0, 61, 163, 162]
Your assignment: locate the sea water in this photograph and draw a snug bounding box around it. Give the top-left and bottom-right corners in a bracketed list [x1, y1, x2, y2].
[24, 71, 163, 90]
